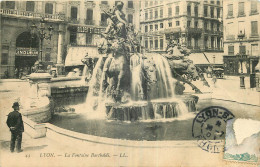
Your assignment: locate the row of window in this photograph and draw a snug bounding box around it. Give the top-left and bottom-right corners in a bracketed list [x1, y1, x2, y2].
[70, 33, 93, 45]
[4, 1, 54, 14]
[144, 0, 163, 8]
[71, 7, 133, 24]
[204, 6, 221, 18]
[143, 20, 221, 33]
[3, 1, 134, 15]
[143, 36, 221, 50]
[144, 39, 164, 50]
[187, 5, 199, 17]
[144, 5, 221, 20]
[226, 21, 258, 37]
[228, 44, 259, 56]
[145, 6, 179, 20]
[204, 0, 221, 5]
[144, 21, 181, 32]
[227, 1, 258, 17]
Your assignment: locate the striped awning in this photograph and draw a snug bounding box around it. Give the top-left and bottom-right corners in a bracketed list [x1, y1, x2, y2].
[188, 52, 224, 65]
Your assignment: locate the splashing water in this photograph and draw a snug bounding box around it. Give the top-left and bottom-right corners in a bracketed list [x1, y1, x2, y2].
[150, 54, 176, 98]
[82, 53, 191, 121]
[130, 54, 144, 101]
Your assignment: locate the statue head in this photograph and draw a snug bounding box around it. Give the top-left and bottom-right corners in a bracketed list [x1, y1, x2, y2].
[115, 1, 124, 10]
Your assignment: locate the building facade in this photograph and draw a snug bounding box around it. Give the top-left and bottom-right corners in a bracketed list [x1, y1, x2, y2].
[65, 0, 139, 67]
[0, 0, 139, 78]
[139, 0, 223, 53]
[223, 0, 260, 75]
[0, 1, 67, 78]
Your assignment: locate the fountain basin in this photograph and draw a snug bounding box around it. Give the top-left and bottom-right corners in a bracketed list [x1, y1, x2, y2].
[105, 95, 198, 121]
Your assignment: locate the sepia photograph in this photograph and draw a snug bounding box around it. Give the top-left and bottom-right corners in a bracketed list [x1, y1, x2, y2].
[0, 0, 259, 166]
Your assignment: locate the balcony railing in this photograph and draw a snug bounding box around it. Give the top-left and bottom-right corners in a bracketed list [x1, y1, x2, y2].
[68, 18, 80, 24]
[0, 9, 66, 21]
[187, 28, 203, 34]
[85, 19, 95, 25]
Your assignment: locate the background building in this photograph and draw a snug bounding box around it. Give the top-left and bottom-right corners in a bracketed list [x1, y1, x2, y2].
[0, 1, 67, 78]
[0, 0, 139, 78]
[223, 0, 260, 75]
[139, 0, 223, 53]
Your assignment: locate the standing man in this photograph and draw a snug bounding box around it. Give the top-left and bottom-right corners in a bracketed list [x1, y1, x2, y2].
[6, 102, 24, 153]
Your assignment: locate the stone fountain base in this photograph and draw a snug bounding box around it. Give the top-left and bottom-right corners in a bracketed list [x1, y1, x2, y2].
[105, 95, 198, 121]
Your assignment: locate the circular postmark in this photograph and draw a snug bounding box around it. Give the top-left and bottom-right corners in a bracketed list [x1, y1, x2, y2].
[192, 106, 235, 153]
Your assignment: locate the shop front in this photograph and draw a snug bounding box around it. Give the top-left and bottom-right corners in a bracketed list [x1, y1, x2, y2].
[15, 31, 39, 78]
[223, 55, 259, 76]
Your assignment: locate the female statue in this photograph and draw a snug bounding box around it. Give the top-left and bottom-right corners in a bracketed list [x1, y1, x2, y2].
[103, 1, 127, 39]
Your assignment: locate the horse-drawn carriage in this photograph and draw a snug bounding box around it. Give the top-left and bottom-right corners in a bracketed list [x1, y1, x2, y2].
[213, 68, 224, 79]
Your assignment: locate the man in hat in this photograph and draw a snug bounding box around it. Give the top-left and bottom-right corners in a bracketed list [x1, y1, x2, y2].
[6, 102, 24, 153]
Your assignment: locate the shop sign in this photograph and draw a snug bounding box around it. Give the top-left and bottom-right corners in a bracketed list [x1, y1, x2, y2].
[16, 48, 38, 56]
[77, 26, 105, 34]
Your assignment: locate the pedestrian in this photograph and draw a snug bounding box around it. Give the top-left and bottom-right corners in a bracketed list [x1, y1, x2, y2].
[15, 68, 18, 79]
[212, 74, 217, 87]
[6, 102, 24, 153]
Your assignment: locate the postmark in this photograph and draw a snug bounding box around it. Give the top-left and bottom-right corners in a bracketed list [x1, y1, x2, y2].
[192, 106, 235, 153]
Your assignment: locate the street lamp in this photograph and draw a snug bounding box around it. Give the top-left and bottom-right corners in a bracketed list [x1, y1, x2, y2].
[237, 30, 245, 89]
[30, 17, 54, 72]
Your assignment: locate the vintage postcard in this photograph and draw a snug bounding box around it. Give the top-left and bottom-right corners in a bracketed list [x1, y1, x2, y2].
[0, 0, 260, 166]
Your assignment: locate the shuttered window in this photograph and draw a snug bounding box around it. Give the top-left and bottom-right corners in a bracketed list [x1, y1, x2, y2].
[238, 2, 245, 16]
[239, 45, 246, 54]
[168, 7, 172, 16]
[45, 3, 53, 14]
[160, 39, 163, 50]
[228, 46, 234, 55]
[26, 1, 35, 12]
[228, 4, 233, 16]
[251, 1, 258, 14]
[71, 7, 78, 19]
[175, 6, 179, 16]
[251, 21, 258, 36]
[6, 1, 15, 9]
[86, 9, 93, 20]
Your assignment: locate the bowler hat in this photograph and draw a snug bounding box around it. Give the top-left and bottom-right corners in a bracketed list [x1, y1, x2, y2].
[12, 102, 20, 108]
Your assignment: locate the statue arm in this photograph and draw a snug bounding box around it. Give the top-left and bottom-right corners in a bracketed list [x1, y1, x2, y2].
[115, 10, 127, 25]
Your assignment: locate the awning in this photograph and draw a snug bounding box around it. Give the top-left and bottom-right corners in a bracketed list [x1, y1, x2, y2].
[65, 46, 100, 66]
[188, 52, 223, 65]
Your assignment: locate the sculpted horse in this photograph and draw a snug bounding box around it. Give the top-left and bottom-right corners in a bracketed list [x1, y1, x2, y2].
[167, 59, 209, 93]
[101, 40, 130, 102]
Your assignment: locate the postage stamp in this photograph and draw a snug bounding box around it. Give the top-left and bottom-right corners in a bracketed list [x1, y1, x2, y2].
[224, 118, 260, 163]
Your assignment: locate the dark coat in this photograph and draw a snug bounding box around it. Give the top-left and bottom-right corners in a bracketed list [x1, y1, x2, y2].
[6, 111, 24, 133]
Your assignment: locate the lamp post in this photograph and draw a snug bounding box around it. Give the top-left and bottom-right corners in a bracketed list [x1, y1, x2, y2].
[237, 30, 245, 89]
[30, 17, 54, 72]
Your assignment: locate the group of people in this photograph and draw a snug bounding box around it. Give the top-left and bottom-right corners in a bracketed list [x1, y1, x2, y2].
[14, 67, 31, 79]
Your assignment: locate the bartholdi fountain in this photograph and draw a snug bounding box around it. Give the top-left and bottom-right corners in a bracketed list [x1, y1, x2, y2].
[81, 1, 207, 122]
